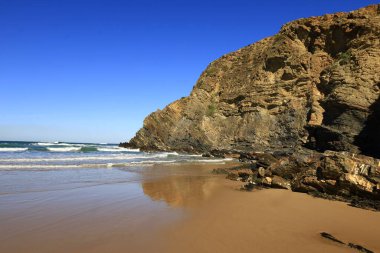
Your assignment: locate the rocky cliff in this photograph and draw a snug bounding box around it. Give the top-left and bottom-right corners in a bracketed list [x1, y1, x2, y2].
[126, 4, 380, 158]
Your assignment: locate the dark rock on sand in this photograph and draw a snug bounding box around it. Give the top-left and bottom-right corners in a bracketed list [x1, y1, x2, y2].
[226, 172, 240, 181]
[219, 165, 256, 182]
[320, 232, 344, 244]
[225, 150, 380, 210]
[243, 182, 256, 191]
[349, 197, 380, 211]
[257, 167, 266, 178]
[320, 232, 374, 253]
[271, 175, 291, 190]
[348, 243, 374, 253]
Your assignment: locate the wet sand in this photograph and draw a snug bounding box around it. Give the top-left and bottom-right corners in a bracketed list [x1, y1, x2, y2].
[1, 163, 379, 253]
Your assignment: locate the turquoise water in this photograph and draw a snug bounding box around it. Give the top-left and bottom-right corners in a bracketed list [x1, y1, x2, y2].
[0, 141, 230, 170]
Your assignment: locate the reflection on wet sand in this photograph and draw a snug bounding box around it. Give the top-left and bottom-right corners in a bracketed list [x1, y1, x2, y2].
[142, 175, 219, 207]
[140, 163, 237, 208]
[0, 163, 236, 253]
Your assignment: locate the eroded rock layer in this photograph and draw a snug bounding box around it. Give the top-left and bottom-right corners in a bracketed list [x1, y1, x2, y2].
[127, 5, 380, 158]
[215, 150, 380, 211]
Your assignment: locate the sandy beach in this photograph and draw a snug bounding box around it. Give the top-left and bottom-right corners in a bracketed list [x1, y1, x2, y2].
[1, 163, 379, 253]
[3, 2, 380, 253]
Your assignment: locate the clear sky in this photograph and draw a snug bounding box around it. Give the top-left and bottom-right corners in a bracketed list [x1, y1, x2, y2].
[1, 0, 378, 143]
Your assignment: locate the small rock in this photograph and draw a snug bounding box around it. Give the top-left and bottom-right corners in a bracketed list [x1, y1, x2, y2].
[291, 180, 317, 193]
[211, 168, 229, 174]
[340, 173, 376, 193]
[272, 175, 291, 190]
[264, 168, 273, 177]
[255, 153, 278, 168]
[226, 172, 240, 181]
[258, 167, 266, 178]
[262, 177, 272, 186]
[320, 231, 375, 253]
[243, 182, 256, 191]
[348, 243, 374, 253]
[320, 232, 344, 244]
[238, 172, 251, 182]
[224, 153, 241, 159]
[249, 160, 258, 170]
[349, 198, 380, 211]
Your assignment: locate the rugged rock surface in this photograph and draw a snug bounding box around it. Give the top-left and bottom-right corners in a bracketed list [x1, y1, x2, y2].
[220, 150, 380, 210]
[125, 4, 380, 158]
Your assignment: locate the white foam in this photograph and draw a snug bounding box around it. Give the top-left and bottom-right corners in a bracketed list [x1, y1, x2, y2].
[0, 155, 149, 163]
[0, 148, 28, 152]
[98, 147, 140, 152]
[0, 164, 82, 169]
[165, 152, 179, 156]
[0, 163, 116, 170]
[0, 158, 229, 169]
[129, 160, 177, 164]
[57, 143, 84, 146]
[35, 142, 56, 146]
[153, 152, 179, 158]
[35, 142, 80, 147]
[47, 147, 81, 152]
[0, 152, 181, 162]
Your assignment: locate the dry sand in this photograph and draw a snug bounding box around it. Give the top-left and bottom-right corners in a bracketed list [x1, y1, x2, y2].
[0, 163, 379, 253]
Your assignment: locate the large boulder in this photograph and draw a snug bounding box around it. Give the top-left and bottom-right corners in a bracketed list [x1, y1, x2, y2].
[229, 150, 380, 209]
[295, 151, 380, 200]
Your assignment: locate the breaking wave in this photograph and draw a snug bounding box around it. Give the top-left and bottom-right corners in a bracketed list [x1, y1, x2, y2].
[97, 147, 140, 152]
[47, 147, 82, 152]
[0, 148, 28, 152]
[0, 141, 236, 170]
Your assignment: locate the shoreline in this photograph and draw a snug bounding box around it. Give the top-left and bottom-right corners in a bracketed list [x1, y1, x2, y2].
[121, 143, 380, 211]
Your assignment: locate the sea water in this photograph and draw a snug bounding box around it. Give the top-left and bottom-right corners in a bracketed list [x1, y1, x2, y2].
[0, 141, 231, 170]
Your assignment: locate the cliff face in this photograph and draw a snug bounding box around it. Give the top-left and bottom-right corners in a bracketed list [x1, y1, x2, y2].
[128, 5, 380, 157]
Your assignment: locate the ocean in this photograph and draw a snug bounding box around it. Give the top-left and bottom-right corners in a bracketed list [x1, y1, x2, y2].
[0, 140, 237, 253]
[0, 141, 231, 170]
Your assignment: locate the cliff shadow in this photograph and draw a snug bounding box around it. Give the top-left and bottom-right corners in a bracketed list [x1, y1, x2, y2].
[354, 94, 380, 158]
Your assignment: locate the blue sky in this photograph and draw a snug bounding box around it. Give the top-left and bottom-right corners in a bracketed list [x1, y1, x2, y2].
[1, 0, 378, 143]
